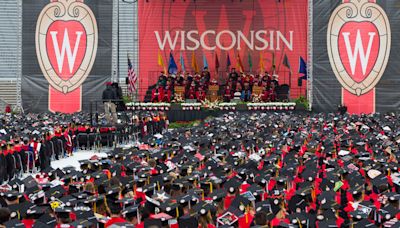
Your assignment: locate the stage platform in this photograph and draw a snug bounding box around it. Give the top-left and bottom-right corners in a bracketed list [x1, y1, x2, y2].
[126, 102, 304, 122]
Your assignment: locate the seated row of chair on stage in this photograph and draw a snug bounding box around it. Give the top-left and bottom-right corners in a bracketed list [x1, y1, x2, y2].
[174, 84, 290, 102]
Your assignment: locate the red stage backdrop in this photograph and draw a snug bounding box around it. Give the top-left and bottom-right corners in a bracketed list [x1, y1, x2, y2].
[138, 0, 308, 100]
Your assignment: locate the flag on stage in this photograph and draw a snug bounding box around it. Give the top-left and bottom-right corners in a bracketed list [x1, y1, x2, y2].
[271, 52, 276, 72]
[298, 56, 307, 80]
[180, 52, 185, 72]
[248, 52, 253, 72]
[236, 53, 244, 73]
[259, 52, 264, 73]
[215, 53, 220, 71]
[203, 53, 209, 70]
[226, 53, 231, 71]
[127, 56, 137, 94]
[168, 52, 178, 74]
[283, 54, 292, 75]
[191, 51, 199, 73]
[158, 51, 166, 74]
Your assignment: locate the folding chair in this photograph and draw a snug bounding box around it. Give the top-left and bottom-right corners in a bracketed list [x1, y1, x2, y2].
[14, 154, 24, 178]
[49, 141, 56, 161]
[94, 133, 101, 151]
[88, 133, 97, 150]
[25, 150, 35, 174]
[77, 133, 89, 150]
[57, 139, 66, 158]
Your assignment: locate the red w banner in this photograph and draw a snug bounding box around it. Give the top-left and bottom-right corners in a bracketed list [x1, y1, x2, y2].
[327, 0, 390, 114]
[313, 0, 400, 114]
[22, 0, 112, 113]
[36, 0, 98, 113]
[138, 0, 308, 100]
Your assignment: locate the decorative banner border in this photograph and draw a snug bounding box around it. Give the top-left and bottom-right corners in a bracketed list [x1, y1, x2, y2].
[35, 0, 98, 113]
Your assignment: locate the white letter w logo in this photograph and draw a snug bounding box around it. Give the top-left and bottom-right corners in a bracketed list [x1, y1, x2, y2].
[50, 28, 83, 74]
[342, 30, 376, 75]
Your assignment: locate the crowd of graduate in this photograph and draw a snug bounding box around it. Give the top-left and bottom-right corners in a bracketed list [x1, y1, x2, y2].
[0, 111, 167, 184]
[151, 68, 280, 103]
[0, 111, 400, 227]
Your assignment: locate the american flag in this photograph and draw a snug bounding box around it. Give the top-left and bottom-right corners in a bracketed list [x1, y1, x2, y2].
[128, 57, 137, 94]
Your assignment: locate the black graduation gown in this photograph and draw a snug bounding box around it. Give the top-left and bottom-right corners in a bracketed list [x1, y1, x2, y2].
[39, 143, 50, 171]
[19, 148, 28, 172]
[0, 153, 6, 184]
[5, 153, 15, 181]
[51, 137, 61, 159]
[12, 152, 22, 174]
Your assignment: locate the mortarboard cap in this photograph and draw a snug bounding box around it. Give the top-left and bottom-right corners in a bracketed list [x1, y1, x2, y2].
[3, 218, 25, 227]
[54, 207, 72, 219]
[178, 215, 198, 228]
[224, 178, 241, 194]
[1, 190, 22, 201]
[144, 218, 162, 228]
[191, 201, 215, 216]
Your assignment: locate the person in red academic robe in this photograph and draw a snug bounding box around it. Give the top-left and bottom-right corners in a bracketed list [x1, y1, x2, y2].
[223, 86, 232, 102]
[261, 87, 270, 102]
[186, 82, 196, 99]
[269, 84, 277, 101]
[163, 80, 173, 102]
[151, 84, 164, 102]
[196, 86, 206, 102]
[64, 129, 73, 156]
[5, 105, 11, 113]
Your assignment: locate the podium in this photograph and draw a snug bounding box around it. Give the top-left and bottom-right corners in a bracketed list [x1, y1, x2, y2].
[207, 85, 219, 101]
[175, 86, 185, 99]
[252, 86, 263, 96]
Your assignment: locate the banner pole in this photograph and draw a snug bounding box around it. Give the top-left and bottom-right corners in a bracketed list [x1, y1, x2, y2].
[16, 0, 24, 113]
[307, 0, 313, 111]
